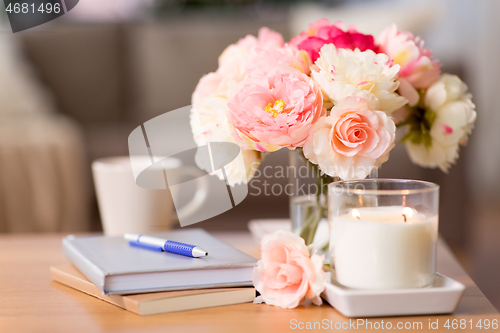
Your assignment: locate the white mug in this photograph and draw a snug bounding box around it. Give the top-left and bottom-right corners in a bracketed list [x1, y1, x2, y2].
[92, 156, 208, 235]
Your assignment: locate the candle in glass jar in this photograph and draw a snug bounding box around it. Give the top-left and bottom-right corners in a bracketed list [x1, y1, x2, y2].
[331, 206, 438, 289]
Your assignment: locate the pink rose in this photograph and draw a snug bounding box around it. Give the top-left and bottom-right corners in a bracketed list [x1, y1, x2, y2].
[303, 96, 396, 179]
[227, 66, 325, 152]
[290, 19, 379, 62]
[378, 24, 440, 105]
[253, 230, 326, 309]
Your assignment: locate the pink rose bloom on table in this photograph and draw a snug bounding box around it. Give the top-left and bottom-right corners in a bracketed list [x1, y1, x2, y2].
[253, 230, 326, 309]
[378, 24, 440, 106]
[303, 96, 396, 179]
[290, 19, 379, 62]
[227, 66, 325, 152]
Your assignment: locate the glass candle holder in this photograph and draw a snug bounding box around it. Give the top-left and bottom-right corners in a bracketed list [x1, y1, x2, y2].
[328, 179, 439, 289]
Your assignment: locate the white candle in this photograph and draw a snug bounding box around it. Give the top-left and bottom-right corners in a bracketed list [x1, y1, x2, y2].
[330, 206, 438, 289]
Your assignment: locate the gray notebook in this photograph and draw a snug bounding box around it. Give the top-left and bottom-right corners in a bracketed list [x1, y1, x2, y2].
[62, 229, 257, 295]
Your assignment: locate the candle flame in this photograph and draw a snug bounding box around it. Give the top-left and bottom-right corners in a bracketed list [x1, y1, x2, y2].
[402, 207, 414, 218]
[352, 209, 361, 220]
[402, 207, 414, 223]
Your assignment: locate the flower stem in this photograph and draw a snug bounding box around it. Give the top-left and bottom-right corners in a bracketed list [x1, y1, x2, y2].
[294, 150, 334, 246]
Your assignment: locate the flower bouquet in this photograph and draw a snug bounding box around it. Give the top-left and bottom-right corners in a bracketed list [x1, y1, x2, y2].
[190, 19, 476, 308]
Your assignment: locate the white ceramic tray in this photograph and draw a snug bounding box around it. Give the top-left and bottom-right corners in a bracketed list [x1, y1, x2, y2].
[322, 272, 465, 317]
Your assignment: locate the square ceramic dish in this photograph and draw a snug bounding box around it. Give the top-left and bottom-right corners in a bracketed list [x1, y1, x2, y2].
[322, 272, 465, 317]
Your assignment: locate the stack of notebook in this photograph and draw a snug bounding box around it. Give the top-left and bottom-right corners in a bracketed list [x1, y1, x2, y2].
[51, 228, 257, 315]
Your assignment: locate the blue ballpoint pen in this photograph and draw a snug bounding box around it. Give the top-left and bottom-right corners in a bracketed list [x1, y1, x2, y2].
[124, 233, 208, 258]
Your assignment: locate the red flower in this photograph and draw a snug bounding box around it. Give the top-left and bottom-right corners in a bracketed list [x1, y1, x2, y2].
[290, 19, 379, 62]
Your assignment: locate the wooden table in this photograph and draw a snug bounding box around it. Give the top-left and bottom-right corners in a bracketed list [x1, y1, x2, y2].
[0, 232, 498, 333]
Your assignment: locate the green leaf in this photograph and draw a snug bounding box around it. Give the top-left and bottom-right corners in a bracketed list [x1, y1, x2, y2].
[424, 134, 433, 148]
[400, 131, 413, 143]
[424, 108, 436, 128]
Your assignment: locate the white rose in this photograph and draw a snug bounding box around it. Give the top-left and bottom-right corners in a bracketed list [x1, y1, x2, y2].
[405, 74, 476, 172]
[311, 44, 408, 114]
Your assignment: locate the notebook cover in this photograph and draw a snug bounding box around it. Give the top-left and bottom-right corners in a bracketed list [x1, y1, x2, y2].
[62, 229, 257, 294]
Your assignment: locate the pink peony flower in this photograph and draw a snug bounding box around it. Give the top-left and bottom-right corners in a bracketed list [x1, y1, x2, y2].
[378, 24, 440, 105]
[290, 19, 379, 62]
[219, 27, 285, 72]
[190, 29, 285, 185]
[190, 94, 264, 186]
[194, 27, 287, 109]
[220, 27, 310, 78]
[253, 230, 326, 309]
[237, 26, 285, 52]
[227, 66, 326, 152]
[246, 44, 312, 77]
[192, 72, 224, 109]
[303, 96, 396, 179]
[190, 27, 287, 184]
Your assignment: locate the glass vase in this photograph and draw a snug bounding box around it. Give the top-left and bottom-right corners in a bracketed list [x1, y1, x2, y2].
[288, 149, 334, 246]
[288, 149, 379, 247]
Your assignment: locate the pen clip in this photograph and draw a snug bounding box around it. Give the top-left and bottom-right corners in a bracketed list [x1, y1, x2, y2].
[128, 240, 164, 252]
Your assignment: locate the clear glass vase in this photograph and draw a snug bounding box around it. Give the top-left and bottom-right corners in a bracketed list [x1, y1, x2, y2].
[288, 149, 378, 248]
[288, 149, 334, 246]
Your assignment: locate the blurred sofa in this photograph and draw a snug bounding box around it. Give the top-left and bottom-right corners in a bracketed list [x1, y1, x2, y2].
[0, 29, 89, 233]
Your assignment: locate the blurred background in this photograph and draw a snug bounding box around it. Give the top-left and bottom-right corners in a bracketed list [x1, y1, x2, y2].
[0, 0, 499, 309]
